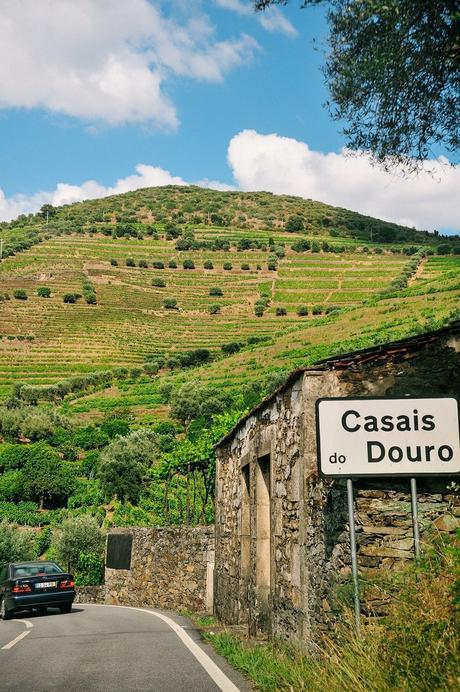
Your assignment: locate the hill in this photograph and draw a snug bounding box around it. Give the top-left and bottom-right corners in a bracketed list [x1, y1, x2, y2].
[1, 186, 459, 418]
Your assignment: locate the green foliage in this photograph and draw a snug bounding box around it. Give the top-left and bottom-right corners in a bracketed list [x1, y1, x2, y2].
[209, 304, 221, 314]
[169, 381, 235, 426]
[183, 259, 195, 269]
[126, 257, 136, 267]
[37, 286, 51, 298]
[209, 286, 223, 296]
[13, 289, 28, 300]
[152, 277, 166, 287]
[221, 342, 242, 355]
[74, 426, 110, 450]
[276, 306, 287, 316]
[22, 442, 76, 508]
[204, 260, 214, 269]
[98, 429, 159, 503]
[0, 470, 24, 502]
[0, 521, 37, 567]
[163, 297, 178, 309]
[285, 215, 304, 232]
[297, 304, 309, 316]
[63, 293, 78, 303]
[100, 419, 130, 439]
[51, 515, 105, 576]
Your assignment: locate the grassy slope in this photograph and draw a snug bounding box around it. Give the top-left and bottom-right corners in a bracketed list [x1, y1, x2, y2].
[0, 186, 459, 418]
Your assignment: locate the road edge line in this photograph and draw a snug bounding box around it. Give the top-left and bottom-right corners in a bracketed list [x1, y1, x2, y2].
[81, 603, 240, 692]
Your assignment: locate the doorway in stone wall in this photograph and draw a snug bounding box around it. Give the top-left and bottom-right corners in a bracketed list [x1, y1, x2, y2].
[255, 453, 271, 633]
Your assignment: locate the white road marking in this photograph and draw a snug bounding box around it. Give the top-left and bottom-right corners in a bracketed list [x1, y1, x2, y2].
[13, 619, 33, 629]
[84, 603, 241, 692]
[2, 630, 31, 650]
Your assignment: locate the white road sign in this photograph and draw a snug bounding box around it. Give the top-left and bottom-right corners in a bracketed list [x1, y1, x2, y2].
[316, 397, 460, 477]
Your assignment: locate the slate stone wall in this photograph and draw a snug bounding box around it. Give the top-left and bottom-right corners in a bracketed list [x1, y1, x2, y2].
[104, 526, 215, 612]
[214, 332, 460, 642]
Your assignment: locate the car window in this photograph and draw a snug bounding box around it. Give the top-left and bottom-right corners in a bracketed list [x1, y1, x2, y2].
[12, 563, 63, 578]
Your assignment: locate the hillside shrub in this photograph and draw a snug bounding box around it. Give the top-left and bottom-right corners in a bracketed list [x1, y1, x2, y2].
[0, 471, 25, 502]
[222, 342, 242, 355]
[37, 286, 51, 298]
[291, 239, 310, 252]
[241, 263, 250, 270]
[100, 418, 130, 439]
[311, 240, 321, 253]
[276, 307, 287, 316]
[209, 304, 221, 314]
[98, 429, 159, 503]
[138, 259, 148, 268]
[143, 361, 160, 375]
[223, 262, 232, 270]
[285, 215, 304, 232]
[312, 305, 323, 315]
[267, 260, 277, 270]
[110, 258, 118, 266]
[152, 278, 166, 287]
[297, 305, 309, 316]
[126, 258, 136, 267]
[163, 297, 178, 309]
[183, 259, 195, 269]
[209, 287, 223, 296]
[63, 293, 77, 303]
[84, 291, 97, 304]
[152, 261, 165, 269]
[0, 521, 37, 567]
[74, 426, 109, 450]
[51, 515, 105, 577]
[13, 289, 28, 300]
[204, 260, 214, 270]
[168, 260, 177, 268]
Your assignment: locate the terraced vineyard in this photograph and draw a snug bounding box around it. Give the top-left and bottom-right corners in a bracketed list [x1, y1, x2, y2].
[0, 186, 459, 417]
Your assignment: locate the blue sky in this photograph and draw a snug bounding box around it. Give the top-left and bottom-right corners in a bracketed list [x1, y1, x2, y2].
[0, 1, 458, 233]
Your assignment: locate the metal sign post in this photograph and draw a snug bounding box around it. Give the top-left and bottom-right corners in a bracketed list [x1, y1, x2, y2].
[346, 478, 361, 636]
[410, 477, 421, 559]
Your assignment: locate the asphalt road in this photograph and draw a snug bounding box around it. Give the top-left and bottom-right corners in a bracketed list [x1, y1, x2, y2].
[0, 604, 250, 692]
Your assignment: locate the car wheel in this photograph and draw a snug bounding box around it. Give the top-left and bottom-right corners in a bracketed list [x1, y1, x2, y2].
[0, 597, 12, 621]
[36, 607, 47, 616]
[60, 603, 72, 614]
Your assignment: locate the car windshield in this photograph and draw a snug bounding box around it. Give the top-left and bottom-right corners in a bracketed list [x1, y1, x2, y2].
[12, 563, 63, 579]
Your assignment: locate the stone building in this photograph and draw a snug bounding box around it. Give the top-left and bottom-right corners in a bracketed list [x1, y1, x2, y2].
[214, 322, 460, 642]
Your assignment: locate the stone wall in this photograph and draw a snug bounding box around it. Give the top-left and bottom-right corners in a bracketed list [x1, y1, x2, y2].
[105, 526, 215, 612]
[74, 585, 106, 604]
[214, 329, 460, 642]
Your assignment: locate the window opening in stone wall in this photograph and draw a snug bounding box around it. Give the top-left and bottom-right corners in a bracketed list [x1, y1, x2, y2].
[241, 464, 251, 587]
[256, 454, 271, 630]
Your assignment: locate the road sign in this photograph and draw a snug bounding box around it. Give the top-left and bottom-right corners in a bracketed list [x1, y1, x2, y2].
[316, 396, 460, 478]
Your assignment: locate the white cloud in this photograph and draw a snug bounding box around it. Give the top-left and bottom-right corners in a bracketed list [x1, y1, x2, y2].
[0, 0, 259, 127]
[227, 130, 460, 233]
[0, 165, 187, 221]
[214, 1, 297, 36]
[258, 7, 298, 36]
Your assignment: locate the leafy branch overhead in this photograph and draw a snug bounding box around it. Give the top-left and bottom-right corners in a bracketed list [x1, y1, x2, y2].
[254, 1, 460, 170]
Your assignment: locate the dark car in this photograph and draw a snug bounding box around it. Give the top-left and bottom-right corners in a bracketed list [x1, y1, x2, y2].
[0, 561, 76, 620]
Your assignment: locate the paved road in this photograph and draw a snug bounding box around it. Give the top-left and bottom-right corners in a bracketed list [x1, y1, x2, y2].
[1, 604, 250, 692]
